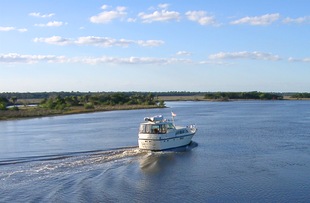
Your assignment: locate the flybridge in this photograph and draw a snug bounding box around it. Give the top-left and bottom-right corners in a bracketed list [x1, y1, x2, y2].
[144, 115, 164, 123]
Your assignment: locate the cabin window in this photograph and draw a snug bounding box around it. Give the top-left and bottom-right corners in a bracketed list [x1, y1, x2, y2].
[139, 125, 145, 133]
[151, 125, 160, 134]
[166, 123, 175, 130]
[139, 124, 167, 134]
[159, 124, 167, 134]
[176, 129, 189, 135]
[139, 124, 152, 134]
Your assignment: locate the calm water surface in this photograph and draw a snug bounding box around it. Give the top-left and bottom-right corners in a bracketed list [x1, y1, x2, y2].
[0, 101, 309, 202]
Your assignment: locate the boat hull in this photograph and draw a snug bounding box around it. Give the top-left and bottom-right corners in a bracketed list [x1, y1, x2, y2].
[138, 133, 194, 151]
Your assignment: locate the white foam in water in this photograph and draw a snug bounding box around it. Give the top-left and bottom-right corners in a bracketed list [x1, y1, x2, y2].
[0, 147, 147, 184]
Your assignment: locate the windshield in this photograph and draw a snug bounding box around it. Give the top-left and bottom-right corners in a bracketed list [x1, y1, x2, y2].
[139, 124, 170, 134]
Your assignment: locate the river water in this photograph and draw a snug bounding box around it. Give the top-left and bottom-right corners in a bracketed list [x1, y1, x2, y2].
[0, 101, 309, 202]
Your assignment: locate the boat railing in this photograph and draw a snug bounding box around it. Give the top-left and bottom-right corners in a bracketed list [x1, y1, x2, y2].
[187, 124, 197, 133]
[188, 124, 196, 129]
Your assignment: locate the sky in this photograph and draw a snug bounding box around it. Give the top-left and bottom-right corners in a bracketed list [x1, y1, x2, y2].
[0, 0, 309, 92]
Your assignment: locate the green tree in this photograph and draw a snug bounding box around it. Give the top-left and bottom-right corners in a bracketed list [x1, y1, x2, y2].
[0, 97, 9, 110]
[158, 100, 166, 108]
[65, 96, 80, 106]
[145, 93, 155, 105]
[11, 96, 17, 107]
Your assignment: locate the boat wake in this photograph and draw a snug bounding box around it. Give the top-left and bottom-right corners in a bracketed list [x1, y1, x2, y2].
[0, 146, 141, 166]
[0, 141, 198, 166]
[0, 147, 147, 183]
[0, 146, 148, 166]
[0, 142, 198, 183]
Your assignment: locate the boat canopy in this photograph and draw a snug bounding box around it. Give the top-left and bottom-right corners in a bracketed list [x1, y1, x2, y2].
[144, 115, 164, 123]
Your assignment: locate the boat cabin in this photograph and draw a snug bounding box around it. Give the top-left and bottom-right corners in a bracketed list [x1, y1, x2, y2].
[139, 122, 175, 134]
[139, 115, 175, 134]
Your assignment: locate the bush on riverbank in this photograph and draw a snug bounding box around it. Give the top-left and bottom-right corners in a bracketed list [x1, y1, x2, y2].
[290, 93, 310, 99]
[0, 97, 9, 110]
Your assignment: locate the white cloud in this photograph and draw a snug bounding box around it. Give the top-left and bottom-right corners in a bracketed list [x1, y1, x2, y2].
[138, 9, 180, 23]
[33, 36, 164, 47]
[75, 56, 192, 65]
[90, 5, 127, 23]
[29, 12, 55, 18]
[76, 56, 174, 65]
[127, 18, 137, 23]
[35, 21, 66, 27]
[283, 16, 310, 24]
[101, 5, 109, 10]
[0, 26, 15, 31]
[33, 36, 72, 46]
[199, 60, 232, 65]
[0, 53, 191, 65]
[0, 53, 66, 64]
[75, 36, 132, 47]
[136, 40, 164, 47]
[17, 28, 28, 32]
[0, 26, 27, 32]
[5, 52, 308, 66]
[76, 56, 192, 65]
[186, 11, 217, 26]
[288, 57, 310, 63]
[176, 51, 192, 56]
[208, 51, 281, 61]
[158, 4, 170, 9]
[230, 13, 280, 25]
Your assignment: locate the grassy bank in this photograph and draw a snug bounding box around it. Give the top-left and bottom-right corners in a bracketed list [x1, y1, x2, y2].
[0, 105, 160, 121]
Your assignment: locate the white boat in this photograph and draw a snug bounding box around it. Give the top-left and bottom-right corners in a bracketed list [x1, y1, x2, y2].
[138, 115, 197, 151]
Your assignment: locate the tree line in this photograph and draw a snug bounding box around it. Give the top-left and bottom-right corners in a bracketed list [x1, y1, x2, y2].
[0, 91, 201, 100]
[3, 91, 310, 101]
[290, 93, 310, 99]
[204, 91, 283, 100]
[0, 91, 88, 100]
[1, 91, 197, 100]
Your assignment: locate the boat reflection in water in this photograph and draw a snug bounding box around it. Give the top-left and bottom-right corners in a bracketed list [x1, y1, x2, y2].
[139, 141, 198, 173]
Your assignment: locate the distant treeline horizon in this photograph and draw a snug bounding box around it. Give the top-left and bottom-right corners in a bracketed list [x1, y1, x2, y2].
[0, 91, 309, 100]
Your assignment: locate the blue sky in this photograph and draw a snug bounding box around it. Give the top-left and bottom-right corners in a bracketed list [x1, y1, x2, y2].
[0, 0, 309, 92]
